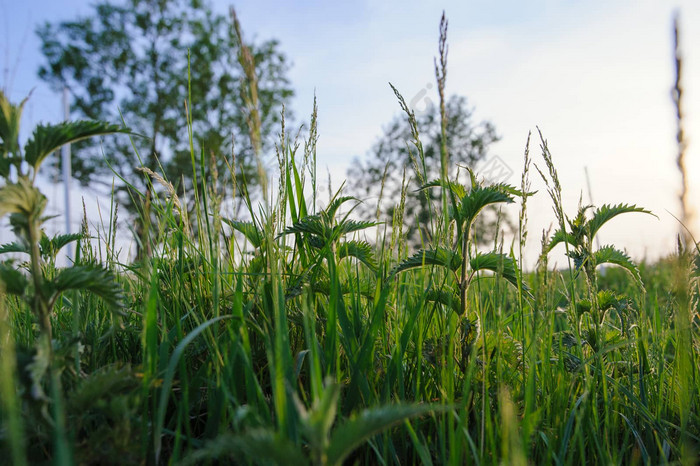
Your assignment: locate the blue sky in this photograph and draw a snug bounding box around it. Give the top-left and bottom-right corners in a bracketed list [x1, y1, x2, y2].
[2, 0, 699, 265]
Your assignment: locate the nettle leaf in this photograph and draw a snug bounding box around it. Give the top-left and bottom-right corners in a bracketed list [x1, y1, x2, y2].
[323, 195, 358, 222]
[0, 261, 28, 295]
[566, 249, 587, 273]
[391, 247, 462, 276]
[327, 403, 444, 466]
[420, 178, 468, 199]
[470, 251, 529, 296]
[0, 178, 47, 220]
[337, 240, 377, 272]
[51, 264, 125, 312]
[39, 232, 83, 259]
[587, 204, 654, 239]
[24, 120, 129, 172]
[547, 229, 579, 252]
[426, 289, 460, 313]
[0, 241, 29, 255]
[222, 218, 263, 249]
[593, 245, 643, 287]
[333, 219, 378, 238]
[280, 215, 327, 240]
[460, 185, 516, 228]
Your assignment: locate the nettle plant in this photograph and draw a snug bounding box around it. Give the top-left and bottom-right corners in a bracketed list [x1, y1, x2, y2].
[390, 168, 530, 356]
[544, 202, 655, 351]
[0, 90, 127, 360]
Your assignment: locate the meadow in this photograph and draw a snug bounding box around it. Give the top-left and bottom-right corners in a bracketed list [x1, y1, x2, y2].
[1, 23, 699, 466]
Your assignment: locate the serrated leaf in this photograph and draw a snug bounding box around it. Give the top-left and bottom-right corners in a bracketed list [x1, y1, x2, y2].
[460, 185, 516, 229]
[51, 264, 124, 312]
[587, 204, 654, 239]
[327, 403, 444, 466]
[337, 240, 377, 272]
[547, 229, 579, 252]
[419, 178, 468, 199]
[470, 251, 529, 296]
[593, 245, 642, 286]
[566, 249, 587, 272]
[0, 177, 47, 220]
[324, 195, 358, 222]
[279, 215, 326, 239]
[24, 120, 129, 172]
[391, 247, 462, 276]
[222, 218, 263, 248]
[333, 219, 378, 238]
[426, 289, 460, 313]
[0, 241, 29, 255]
[39, 232, 83, 259]
[0, 261, 28, 295]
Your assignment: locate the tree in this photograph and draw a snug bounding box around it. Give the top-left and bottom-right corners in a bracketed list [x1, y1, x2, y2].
[36, 0, 293, 250]
[348, 95, 504, 247]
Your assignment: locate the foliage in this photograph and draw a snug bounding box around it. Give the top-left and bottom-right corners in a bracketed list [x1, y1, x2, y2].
[36, 0, 293, 217]
[348, 95, 501, 246]
[1, 13, 698, 466]
[0, 90, 127, 465]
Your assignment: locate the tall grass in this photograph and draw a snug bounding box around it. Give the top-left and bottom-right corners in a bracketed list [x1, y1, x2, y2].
[1, 17, 700, 466]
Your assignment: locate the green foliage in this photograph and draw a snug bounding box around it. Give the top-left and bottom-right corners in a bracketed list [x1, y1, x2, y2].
[546, 202, 654, 288]
[1, 13, 697, 466]
[0, 261, 28, 296]
[24, 120, 128, 174]
[51, 264, 125, 312]
[36, 0, 293, 212]
[0, 91, 128, 465]
[348, 95, 501, 246]
[391, 247, 462, 275]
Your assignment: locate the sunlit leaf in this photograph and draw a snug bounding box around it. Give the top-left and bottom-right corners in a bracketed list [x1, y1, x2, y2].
[470, 251, 530, 296]
[24, 120, 129, 172]
[419, 178, 467, 199]
[323, 195, 358, 222]
[587, 204, 654, 239]
[334, 219, 378, 239]
[593, 245, 643, 287]
[0, 178, 47, 221]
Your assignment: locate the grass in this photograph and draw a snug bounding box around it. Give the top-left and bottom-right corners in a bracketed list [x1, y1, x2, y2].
[1, 20, 700, 466]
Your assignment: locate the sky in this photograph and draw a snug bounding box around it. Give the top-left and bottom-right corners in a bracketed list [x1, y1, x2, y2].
[1, 0, 699, 267]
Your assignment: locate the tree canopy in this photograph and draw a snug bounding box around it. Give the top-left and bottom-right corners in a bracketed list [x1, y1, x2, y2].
[348, 95, 503, 247]
[37, 0, 293, 211]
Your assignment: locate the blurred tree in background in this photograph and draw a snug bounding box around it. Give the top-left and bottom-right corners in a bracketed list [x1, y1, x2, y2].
[37, 0, 293, 254]
[348, 95, 504, 248]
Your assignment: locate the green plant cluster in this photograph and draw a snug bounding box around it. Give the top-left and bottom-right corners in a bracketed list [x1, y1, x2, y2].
[1, 38, 700, 466]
